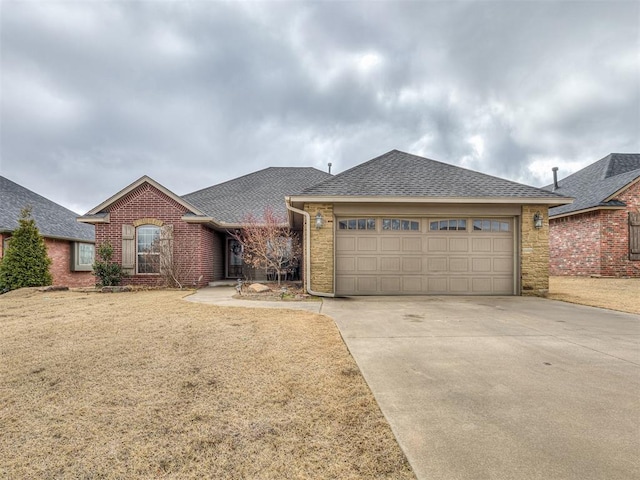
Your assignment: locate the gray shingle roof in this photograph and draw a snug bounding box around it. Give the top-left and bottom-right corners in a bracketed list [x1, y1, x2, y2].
[301, 150, 568, 200]
[0, 176, 95, 241]
[544, 153, 640, 217]
[182, 167, 332, 224]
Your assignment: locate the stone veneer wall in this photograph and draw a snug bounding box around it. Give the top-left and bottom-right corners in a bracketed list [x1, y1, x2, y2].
[304, 203, 334, 294]
[521, 205, 550, 295]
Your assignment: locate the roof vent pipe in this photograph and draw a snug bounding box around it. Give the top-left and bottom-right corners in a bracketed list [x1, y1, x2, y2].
[328, 162, 332, 174]
[552, 167, 559, 191]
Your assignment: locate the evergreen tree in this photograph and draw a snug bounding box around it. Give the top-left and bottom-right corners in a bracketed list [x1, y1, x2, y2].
[0, 207, 52, 292]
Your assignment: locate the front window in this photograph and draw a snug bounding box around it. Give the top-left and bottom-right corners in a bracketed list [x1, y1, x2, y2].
[137, 225, 160, 274]
[71, 242, 95, 272]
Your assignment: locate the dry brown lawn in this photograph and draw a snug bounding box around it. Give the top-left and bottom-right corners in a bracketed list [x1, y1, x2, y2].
[0, 289, 415, 479]
[548, 276, 640, 314]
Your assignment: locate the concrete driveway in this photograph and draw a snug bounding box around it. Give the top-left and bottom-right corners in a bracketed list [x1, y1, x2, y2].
[322, 296, 640, 480]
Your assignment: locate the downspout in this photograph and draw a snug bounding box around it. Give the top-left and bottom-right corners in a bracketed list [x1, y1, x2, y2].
[286, 203, 335, 298]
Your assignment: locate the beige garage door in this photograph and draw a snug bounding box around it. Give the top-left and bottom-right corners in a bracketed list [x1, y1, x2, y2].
[335, 217, 515, 295]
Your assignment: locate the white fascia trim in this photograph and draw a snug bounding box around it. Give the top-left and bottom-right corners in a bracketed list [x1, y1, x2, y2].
[288, 195, 574, 205]
[77, 213, 110, 224]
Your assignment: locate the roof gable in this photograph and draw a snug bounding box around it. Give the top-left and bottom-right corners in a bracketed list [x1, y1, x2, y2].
[546, 153, 640, 217]
[182, 167, 332, 225]
[300, 150, 568, 201]
[84, 176, 205, 217]
[0, 176, 94, 242]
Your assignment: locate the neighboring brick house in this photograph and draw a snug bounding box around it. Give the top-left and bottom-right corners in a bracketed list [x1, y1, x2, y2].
[0, 176, 96, 287]
[78, 168, 332, 287]
[287, 150, 572, 296]
[545, 153, 640, 277]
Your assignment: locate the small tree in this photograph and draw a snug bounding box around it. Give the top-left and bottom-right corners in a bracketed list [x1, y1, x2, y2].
[231, 207, 301, 285]
[92, 242, 126, 287]
[0, 207, 52, 292]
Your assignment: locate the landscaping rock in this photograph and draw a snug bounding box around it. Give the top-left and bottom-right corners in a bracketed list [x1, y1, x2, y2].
[38, 286, 69, 292]
[248, 283, 271, 293]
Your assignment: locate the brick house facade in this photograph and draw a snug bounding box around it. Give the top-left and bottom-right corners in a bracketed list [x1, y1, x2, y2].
[1, 176, 96, 288]
[549, 179, 640, 277]
[547, 153, 640, 278]
[89, 182, 221, 288]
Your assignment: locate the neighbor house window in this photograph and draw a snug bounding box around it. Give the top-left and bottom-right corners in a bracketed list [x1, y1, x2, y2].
[630, 213, 640, 261]
[70, 242, 95, 272]
[338, 218, 376, 230]
[382, 219, 420, 231]
[137, 225, 160, 274]
[430, 219, 467, 231]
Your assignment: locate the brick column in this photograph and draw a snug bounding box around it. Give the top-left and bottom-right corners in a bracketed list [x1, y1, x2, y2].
[521, 205, 550, 295]
[304, 203, 334, 294]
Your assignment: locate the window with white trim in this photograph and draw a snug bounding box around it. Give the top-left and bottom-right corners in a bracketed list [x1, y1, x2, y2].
[472, 219, 510, 232]
[382, 219, 420, 231]
[430, 219, 467, 231]
[338, 218, 376, 230]
[70, 242, 95, 272]
[137, 225, 161, 274]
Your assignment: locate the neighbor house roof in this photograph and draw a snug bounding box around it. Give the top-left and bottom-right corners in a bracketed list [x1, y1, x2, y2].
[544, 153, 640, 217]
[0, 176, 94, 242]
[183, 167, 333, 225]
[295, 150, 571, 204]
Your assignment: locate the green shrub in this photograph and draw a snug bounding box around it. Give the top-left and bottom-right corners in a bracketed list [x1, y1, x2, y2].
[0, 207, 53, 293]
[92, 242, 127, 287]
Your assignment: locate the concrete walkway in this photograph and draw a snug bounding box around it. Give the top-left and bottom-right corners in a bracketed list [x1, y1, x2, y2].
[184, 286, 324, 313]
[186, 288, 640, 480]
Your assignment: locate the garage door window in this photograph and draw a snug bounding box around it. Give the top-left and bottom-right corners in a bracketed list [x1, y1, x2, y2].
[382, 219, 420, 231]
[430, 219, 467, 231]
[338, 218, 376, 230]
[473, 219, 510, 232]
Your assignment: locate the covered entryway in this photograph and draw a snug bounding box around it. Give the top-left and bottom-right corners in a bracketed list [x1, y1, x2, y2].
[335, 217, 516, 295]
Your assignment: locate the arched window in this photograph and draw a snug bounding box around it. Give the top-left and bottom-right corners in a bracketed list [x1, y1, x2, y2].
[137, 225, 160, 274]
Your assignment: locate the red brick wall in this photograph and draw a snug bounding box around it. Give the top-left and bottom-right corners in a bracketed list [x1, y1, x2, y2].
[600, 180, 640, 277]
[550, 180, 640, 277]
[45, 238, 96, 287]
[94, 183, 216, 287]
[0, 234, 95, 287]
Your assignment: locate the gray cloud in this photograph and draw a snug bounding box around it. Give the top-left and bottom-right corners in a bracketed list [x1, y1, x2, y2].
[1, 1, 638, 214]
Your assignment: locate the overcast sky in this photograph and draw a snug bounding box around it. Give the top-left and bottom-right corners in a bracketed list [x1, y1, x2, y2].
[1, 0, 638, 214]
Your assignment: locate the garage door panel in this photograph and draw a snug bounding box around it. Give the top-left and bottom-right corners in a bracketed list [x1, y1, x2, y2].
[357, 277, 377, 293]
[472, 238, 492, 252]
[357, 237, 377, 251]
[336, 216, 515, 295]
[381, 237, 401, 251]
[427, 237, 448, 252]
[337, 236, 356, 252]
[357, 257, 377, 272]
[380, 277, 401, 293]
[402, 257, 423, 272]
[402, 237, 422, 252]
[427, 257, 447, 272]
[494, 258, 512, 272]
[449, 257, 469, 272]
[450, 277, 470, 293]
[472, 257, 492, 272]
[493, 238, 513, 253]
[402, 277, 423, 292]
[380, 257, 401, 271]
[449, 238, 469, 252]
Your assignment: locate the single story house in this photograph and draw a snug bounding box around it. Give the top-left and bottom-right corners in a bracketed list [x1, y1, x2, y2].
[78, 167, 332, 287]
[0, 176, 96, 287]
[545, 153, 640, 277]
[80, 150, 571, 296]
